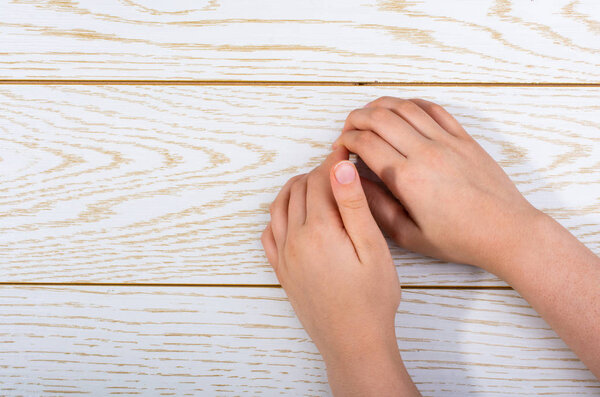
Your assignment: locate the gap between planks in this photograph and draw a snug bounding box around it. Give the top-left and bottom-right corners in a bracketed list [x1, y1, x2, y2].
[0, 80, 600, 87]
[0, 282, 513, 290]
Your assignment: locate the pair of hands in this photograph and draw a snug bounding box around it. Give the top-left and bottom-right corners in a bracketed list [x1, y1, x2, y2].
[261, 97, 543, 394]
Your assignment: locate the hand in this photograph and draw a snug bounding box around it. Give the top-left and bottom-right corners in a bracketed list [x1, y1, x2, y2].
[333, 97, 541, 275]
[261, 147, 419, 396]
[330, 97, 600, 379]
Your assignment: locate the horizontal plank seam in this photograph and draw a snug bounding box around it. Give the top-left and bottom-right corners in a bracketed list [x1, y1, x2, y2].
[0, 80, 599, 87]
[0, 282, 513, 290]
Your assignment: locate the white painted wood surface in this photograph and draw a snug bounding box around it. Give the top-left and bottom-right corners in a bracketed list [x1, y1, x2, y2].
[2, 0, 599, 394]
[0, 286, 597, 396]
[1, 86, 598, 285]
[1, 1, 599, 81]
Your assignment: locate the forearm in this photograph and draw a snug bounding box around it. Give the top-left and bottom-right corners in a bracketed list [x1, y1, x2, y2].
[322, 329, 421, 396]
[486, 211, 600, 378]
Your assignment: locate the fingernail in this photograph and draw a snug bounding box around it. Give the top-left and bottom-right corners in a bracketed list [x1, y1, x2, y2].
[334, 161, 356, 184]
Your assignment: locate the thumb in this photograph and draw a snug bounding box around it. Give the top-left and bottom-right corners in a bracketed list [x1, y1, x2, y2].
[330, 160, 387, 261]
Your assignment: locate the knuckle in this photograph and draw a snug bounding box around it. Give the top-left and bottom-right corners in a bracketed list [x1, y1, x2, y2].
[274, 266, 286, 286]
[419, 143, 442, 162]
[354, 130, 373, 146]
[287, 174, 303, 186]
[346, 108, 363, 123]
[310, 224, 329, 240]
[368, 107, 391, 123]
[362, 236, 380, 252]
[283, 241, 295, 258]
[284, 231, 303, 258]
[283, 238, 295, 256]
[423, 101, 453, 121]
[429, 148, 445, 166]
[341, 195, 367, 210]
[426, 102, 445, 115]
[420, 143, 436, 156]
[289, 179, 303, 196]
[343, 130, 367, 150]
[370, 96, 394, 106]
[308, 212, 328, 227]
[260, 231, 267, 246]
[306, 171, 319, 188]
[397, 166, 423, 189]
[268, 201, 276, 216]
[395, 99, 419, 116]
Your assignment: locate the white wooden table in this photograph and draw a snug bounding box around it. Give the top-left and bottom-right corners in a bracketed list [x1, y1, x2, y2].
[1, 1, 599, 395]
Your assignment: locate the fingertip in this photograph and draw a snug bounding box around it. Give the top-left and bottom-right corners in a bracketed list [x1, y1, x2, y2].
[332, 160, 357, 185]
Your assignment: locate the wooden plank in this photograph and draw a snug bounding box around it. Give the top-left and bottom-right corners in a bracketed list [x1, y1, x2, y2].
[1, 1, 599, 82]
[0, 286, 597, 396]
[1, 86, 599, 285]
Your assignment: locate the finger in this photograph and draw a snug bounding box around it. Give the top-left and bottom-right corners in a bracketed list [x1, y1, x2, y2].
[342, 107, 428, 156]
[306, 147, 348, 225]
[361, 177, 421, 250]
[261, 222, 279, 271]
[270, 174, 303, 248]
[332, 130, 405, 200]
[288, 174, 308, 229]
[330, 160, 388, 263]
[409, 98, 471, 139]
[365, 97, 450, 141]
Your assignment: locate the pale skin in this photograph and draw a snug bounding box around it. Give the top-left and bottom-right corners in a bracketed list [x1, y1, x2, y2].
[262, 96, 600, 395]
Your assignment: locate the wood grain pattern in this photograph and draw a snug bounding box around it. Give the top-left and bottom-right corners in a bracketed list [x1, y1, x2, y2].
[1, 86, 599, 285]
[1, 1, 600, 82]
[0, 286, 597, 396]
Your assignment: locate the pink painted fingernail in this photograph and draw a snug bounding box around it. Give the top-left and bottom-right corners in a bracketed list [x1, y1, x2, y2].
[334, 161, 356, 184]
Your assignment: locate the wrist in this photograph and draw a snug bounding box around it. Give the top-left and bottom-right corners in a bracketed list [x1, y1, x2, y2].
[318, 320, 398, 364]
[478, 207, 550, 277]
[321, 327, 420, 396]
[322, 325, 399, 366]
[483, 208, 593, 283]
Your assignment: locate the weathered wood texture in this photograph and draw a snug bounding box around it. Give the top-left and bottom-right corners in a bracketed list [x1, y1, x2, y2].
[1, 1, 599, 82]
[0, 286, 597, 396]
[1, 86, 598, 284]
